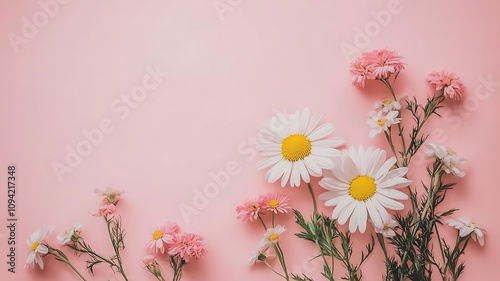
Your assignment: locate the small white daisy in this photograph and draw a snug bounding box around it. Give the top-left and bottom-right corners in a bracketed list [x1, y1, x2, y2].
[260, 225, 286, 248]
[319, 146, 412, 233]
[373, 214, 398, 237]
[25, 225, 54, 270]
[367, 110, 401, 138]
[249, 244, 274, 264]
[94, 186, 124, 204]
[426, 143, 465, 177]
[374, 96, 406, 113]
[447, 217, 485, 246]
[57, 222, 83, 245]
[256, 108, 345, 187]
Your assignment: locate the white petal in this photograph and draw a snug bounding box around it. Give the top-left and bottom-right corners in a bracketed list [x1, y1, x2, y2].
[280, 161, 293, 187]
[349, 203, 360, 233]
[374, 157, 397, 180]
[331, 197, 354, 220]
[299, 108, 310, 134]
[305, 112, 322, 136]
[366, 149, 386, 177]
[319, 176, 349, 191]
[374, 194, 405, 210]
[376, 188, 408, 200]
[308, 154, 334, 169]
[296, 160, 310, 183]
[266, 160, 288, 184]
[311, 147, 340, 158]
[290, 163, 301, 187]
[312, 138, 345, 149]
[322, 194, 350, 207]
[342, 156, 359, 182]
[338, 200, 357, 225]
[381, 167, 408, 181]
[304, 157, 322, 177]
[356, 202, 368, 233]
[366, 199, 383, 227]
[257, 155, 284, 170]
[377, 177, 412, 189]
[308, 123, 335, 141]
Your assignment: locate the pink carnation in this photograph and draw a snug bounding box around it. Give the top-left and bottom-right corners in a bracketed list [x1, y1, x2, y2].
[427, 70, 465, 100]
[350, 49, 406, 87]
[93, 204, 116, 221]
[263, 193, 290, 214]
[366, 49, 406, 79]
[350, 56, 374, 87]
[146, 222, 180, 254]
[168, 233, 207, 263]
[235, 196, 265, 222]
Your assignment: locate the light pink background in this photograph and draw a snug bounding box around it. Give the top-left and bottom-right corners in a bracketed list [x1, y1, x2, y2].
[1, 0, 499, 280]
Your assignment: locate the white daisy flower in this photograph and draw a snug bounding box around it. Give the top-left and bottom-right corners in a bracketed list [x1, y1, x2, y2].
[260, 225, 286, 248]
[249, 244, 274, 264]
[447, 217, 485, 246]
[367, 110, 401, 138]
[57, 222, 83, 245]
[319, 146, 412, 233]
[94, 186, 124, 204]
[256, 108, 345, 187]
[374, 96, 406, 113]
[373, 214, 398, 237]
[425, 143, 465, 177]
[25, 225, 54, 270]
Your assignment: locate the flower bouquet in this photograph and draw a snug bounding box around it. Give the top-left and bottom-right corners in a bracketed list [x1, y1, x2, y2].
[237, 49, 485, 281]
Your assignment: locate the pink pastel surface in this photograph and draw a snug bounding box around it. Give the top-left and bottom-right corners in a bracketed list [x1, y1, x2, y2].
[1, 0, 499, 280]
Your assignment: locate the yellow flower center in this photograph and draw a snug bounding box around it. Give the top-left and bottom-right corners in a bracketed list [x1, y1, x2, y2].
[382, 99, 391, 104]
[349, 176, 376, 201]
[153, 231, 163, 240]
[281, 134, 312, 162]
[269, 234, 280, 241]
[377, 119, 387, 128]
[269, 200, 279, 208]
[31, 242, 39, 252]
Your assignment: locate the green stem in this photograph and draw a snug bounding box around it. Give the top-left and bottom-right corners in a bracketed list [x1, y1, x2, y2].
[264, 260, 288, 280]
[384, 130, 401, 168]
[307, 182, 318, 216]
[274, 243, 290, 281]
[380, 78, 407, 166]
[399, 164, 443, 281]
[434, 223, 447, 281]
[107, 220, 128, 281]
[48, 247, 87, 281]
[376, 233, 390, 265]
[73, 240, 116, 268]
[258, 214, 268, 230]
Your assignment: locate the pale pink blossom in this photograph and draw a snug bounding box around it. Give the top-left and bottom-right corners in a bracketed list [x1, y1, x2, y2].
[142, 255, 155, 266]
[427, 70, 465, 100]
[236, 196, 265, 222]
[168, 233, 207, 263]
[350, 49, 405, 87]
[93, 204, 116, 221]
[350, 56, 375, 87]
[373, 215, 398, 238]
[146, 222, 180, 254]
[447, 217, 485, 246]
[366, 49, 406, 79]
[263, 193, 290, 214]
